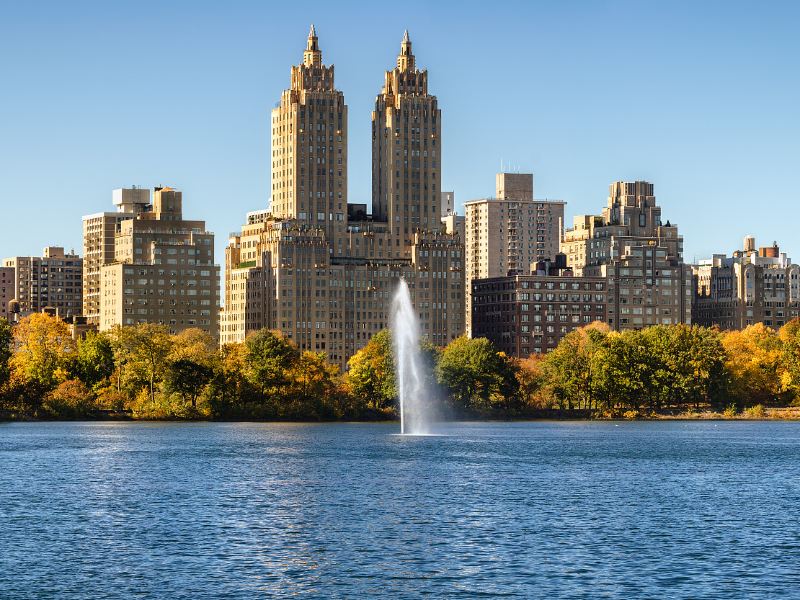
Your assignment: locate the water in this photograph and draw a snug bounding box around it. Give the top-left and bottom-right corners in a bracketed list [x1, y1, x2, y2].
[2, 421, 800, 598]
[390, 279, 434, 434]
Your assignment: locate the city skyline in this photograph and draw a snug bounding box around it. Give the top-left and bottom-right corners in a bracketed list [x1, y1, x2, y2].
[2, 1, 799, 269]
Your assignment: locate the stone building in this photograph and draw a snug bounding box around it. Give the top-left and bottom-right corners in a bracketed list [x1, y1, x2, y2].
[2, 247, 83, 321]
[561, 181, 692, 329]
[222, 28, 464, 368]
[471, 268, 608, 357]
[0, 266, 16, 322]
[693, 236, 800, 329]
[82, 187, 151, 325]
[91, 187, 219, 338]
[464, 172, 565, 334]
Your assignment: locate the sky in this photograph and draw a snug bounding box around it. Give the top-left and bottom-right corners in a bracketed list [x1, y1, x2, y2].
[1, 0, 798, 268]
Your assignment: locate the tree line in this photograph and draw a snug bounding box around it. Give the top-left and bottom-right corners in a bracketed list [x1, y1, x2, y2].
[2, 313, 800, 420]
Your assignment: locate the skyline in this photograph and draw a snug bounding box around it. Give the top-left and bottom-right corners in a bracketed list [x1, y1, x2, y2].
[2, 1, 799, 268]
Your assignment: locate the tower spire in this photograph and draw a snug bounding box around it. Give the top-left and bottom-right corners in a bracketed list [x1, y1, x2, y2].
[397, 30, 415, 71]
[304, 24, 322, 66]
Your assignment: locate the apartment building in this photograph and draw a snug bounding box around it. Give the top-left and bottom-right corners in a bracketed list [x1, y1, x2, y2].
[693, 236, 800, 329]
[2, 247, 83, 320]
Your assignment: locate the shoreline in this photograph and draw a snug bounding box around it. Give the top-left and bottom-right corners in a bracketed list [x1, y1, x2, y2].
[4, 407, 800, 424]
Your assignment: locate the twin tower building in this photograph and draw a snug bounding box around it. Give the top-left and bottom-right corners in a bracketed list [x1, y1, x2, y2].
[221, 27, 464, 367]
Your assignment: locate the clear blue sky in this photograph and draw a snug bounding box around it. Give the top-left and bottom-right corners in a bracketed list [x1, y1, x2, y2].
[1, 0, 798, 267]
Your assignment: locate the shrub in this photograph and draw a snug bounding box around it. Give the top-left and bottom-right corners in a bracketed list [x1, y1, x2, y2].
[742, 404, 767, 419]
[43, 379, 96, 418]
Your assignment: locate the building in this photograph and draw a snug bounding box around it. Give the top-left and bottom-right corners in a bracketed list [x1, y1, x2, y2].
[471, 267, 608, 357]
[561, 181, 692, 329]
[440, 191, 454, 218]
[82, 187, 151, 325]
[372, 29, 442, 258]
[0, 266, 14, 322]
[441, 211, 465, 238]
[222, 28, 464, 368]
[2, 247, 83, 321]
[693, 236, 800, 329]
[464, 172, 565, 334]
[91, 186, 220, 338]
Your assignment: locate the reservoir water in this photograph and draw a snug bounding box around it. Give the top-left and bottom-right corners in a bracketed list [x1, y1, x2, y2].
[2, 421, 800, 598]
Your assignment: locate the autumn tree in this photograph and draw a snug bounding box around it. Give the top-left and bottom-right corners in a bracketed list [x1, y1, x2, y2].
[11, 313, 76, 392]
[721, 324, 783, 406]
[346, 329, 396, 411]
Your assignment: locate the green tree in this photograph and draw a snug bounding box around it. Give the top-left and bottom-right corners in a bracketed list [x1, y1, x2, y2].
[73, 331, 115, 389]
[543, 323, 609, 411]
[436, 336, 519, 413]
[0, 318, 12, 390]
[165, 328, 218, 410]
[244, 329, 299, 403]
[109, 324, 172, 404]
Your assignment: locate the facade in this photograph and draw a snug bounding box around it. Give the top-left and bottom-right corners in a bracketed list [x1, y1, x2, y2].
[93, 187, 220, 338]
[0, 266, 14, 322]
[372, 30, 442, 258]
[223, 29, 464, 368]
[441, 211, 465, 238]
[561, 181, 692, 329]
[464, 172, 565, 334]
[2, 247, 83, 320]
[471, 271, 607, 357]
[82, 187, 151, 325]
[693, 236, 800, 329]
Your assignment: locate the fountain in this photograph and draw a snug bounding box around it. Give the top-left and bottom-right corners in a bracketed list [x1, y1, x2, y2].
[390, 279, 434, 435]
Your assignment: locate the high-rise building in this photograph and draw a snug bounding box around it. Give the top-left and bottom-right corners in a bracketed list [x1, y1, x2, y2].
[372, 30, 441, 258]
[464, 172, 565, 334]
[561, 181, 692, 329]
[270, 24, 348, 249]
[82, 187, 151, 325]
[86, 187, 219, 337]
[223, 29, 464, 368]
[693, 236, 800, 329]
[3, 247, 83, 320]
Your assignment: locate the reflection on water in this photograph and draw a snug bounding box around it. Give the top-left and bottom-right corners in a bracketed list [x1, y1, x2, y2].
[2, 421, 800, 598]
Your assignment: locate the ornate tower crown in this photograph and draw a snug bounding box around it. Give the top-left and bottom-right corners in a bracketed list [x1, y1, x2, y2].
[397, 30, 415, 71]
[304, 24, 322, 67]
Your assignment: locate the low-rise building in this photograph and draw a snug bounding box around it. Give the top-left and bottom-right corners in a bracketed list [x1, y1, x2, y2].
[693, 236, 800, 329]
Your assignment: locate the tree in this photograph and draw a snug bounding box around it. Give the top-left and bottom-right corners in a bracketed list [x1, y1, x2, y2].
[244, 329, 299, 403]
[10, 313, 76, 393]
[779, 319, 800, 401]
[543, 323, 609, 411]
[109, 324, 172, 404]
[165, 329, 218, 410]
[346, 329, 397, 411]
[436, 336, 519, 413]
[722, 324, 783, 406]
[0, 318, 12, 390]
[286, 351, 342, 419]
[73, 331, 115, 389]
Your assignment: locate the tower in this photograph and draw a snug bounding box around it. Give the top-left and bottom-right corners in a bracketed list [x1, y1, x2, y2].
[271, 25, 348, 249]
[372, 31, 441, 257]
